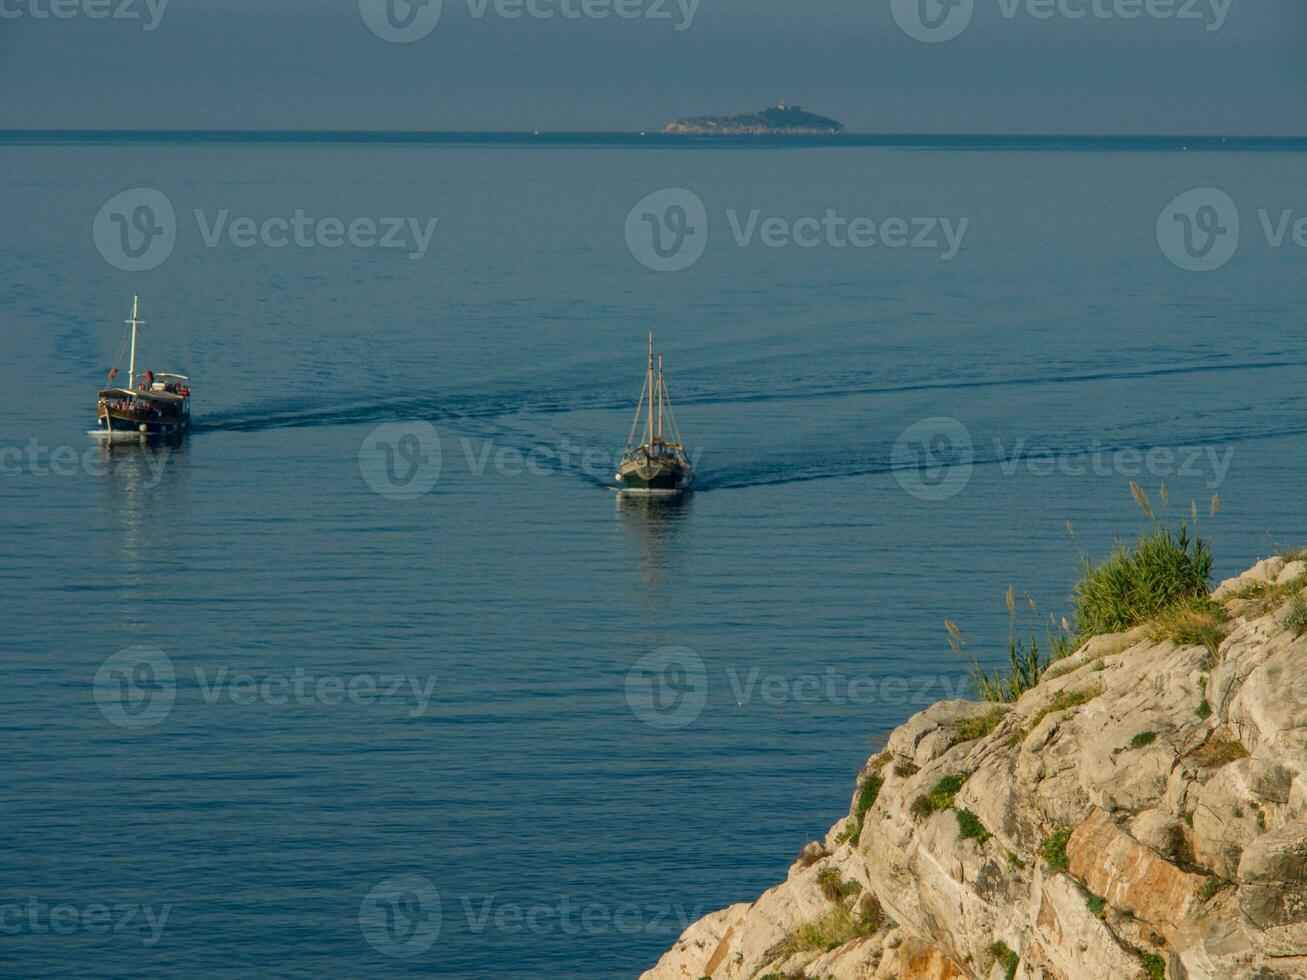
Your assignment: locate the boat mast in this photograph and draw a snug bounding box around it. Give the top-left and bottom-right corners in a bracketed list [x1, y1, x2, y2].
[656, 354, 663, 442]
[646, 332, 655, 449]
[126, 295, 143, 390]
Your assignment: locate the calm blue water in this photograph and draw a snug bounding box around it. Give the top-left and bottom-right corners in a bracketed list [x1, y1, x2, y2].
[2, 135, 1306, 978]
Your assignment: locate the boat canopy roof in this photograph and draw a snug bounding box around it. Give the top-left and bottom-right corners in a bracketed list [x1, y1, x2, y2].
[98, 387, 186, 403]
[153, 373, 189, 380]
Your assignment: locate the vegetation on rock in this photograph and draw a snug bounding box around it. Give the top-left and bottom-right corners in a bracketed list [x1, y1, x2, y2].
[1037, 826, 1073, 872]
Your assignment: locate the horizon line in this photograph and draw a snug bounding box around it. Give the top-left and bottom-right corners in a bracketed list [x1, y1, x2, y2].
[0, 130, 1301, 153]
[1, 129, 1304, 142]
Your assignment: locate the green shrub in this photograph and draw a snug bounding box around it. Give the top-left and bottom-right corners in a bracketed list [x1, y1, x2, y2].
[1038, 826, 1073, 872]
[1130, 731, 1158, 749]
[1005, 850, 1025, 870]
[1137, 950, 1166, 980]
[971, 632, 1047, 703]
[1074, 523, 1212, 637]
[856, 893, 885, 932]
[1195, 699, 1212, 719]
[964, 587, 1076, 704]
[774, 894, 883, 958]
[817, 867, 862, 904]
[837, 775, 884, 843]
[955, 808, 992, 844]
[1084, 891, 1107, 918]
[956, 706, 1008, 742]
[987, 940, 1019, 980]
[910, 774, 968, 820]
[1281, 597, 1307, 636]
[1199, 876, 1229, 901]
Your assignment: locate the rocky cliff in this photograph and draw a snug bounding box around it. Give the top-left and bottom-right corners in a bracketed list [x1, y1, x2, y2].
[641, 556, 1307, 980]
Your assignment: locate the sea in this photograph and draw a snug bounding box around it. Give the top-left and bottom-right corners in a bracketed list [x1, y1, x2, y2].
[1, 132, 1305, 978]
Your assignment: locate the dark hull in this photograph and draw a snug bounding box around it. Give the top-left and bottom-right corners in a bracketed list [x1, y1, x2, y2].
[618, 463, 694, 492]
[97, 411, 189, 439]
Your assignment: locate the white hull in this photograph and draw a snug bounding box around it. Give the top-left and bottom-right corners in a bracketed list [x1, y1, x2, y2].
[88, 429, 154, 443]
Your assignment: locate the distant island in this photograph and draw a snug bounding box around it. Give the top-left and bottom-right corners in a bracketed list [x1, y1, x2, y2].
[663, 102, 845, 136]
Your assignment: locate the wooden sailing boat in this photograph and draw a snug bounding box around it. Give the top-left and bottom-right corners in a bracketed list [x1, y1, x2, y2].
[93, 296, 192, 441]
[616, 334, 694, 493]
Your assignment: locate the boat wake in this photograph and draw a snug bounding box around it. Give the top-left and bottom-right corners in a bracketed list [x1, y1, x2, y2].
[185, 356, 1307, 494]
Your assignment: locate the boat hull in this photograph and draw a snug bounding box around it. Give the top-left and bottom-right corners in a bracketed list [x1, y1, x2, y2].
[96, 410, 189, 440]
[617, 461, 694, 493]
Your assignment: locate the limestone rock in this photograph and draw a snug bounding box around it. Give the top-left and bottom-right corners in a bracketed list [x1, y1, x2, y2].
[641, 557, 1307, 980]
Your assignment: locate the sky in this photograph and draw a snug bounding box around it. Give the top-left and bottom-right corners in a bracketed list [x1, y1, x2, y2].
[1, 0, 1304, 134]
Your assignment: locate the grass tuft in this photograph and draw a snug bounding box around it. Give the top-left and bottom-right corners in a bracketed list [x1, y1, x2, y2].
[1084, 891, 1107, 919]
[955, 808, 992, 844]
[816, 867, 862, 904]
[1137, 950, 1166, 980]
[773, 893, 884, 959]
[1199, 876, 1229, 901]
[1186, 730, 1249, 769]
[1145, 597, 1230, 654]
[910, 774, 968, 820]
[1281, 597, 1307, 636]
[836, 775, 883, 844]
[1038, 826, 1073, 872]
[987, 940, 1019, 980]
[1074, 522, 1212, 637]
[1028, 685, 1102, 732]
[956, 706, 1008, 742]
